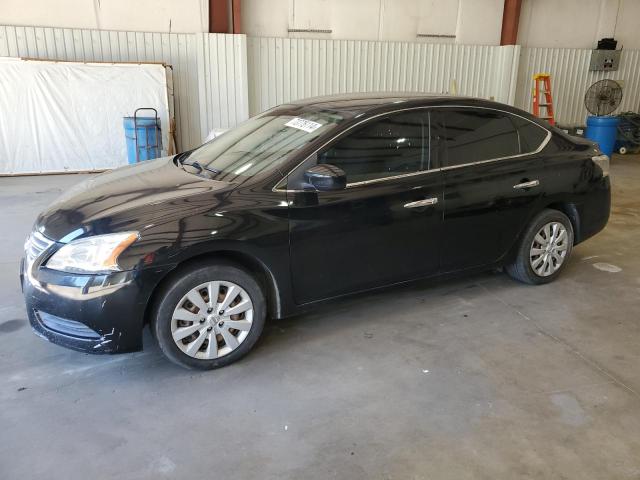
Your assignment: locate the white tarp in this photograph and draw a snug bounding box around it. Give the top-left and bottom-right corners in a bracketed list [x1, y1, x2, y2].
[0, 58, 169, 174]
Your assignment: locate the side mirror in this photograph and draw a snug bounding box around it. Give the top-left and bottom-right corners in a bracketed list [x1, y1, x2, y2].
[304, 164, 347, 191]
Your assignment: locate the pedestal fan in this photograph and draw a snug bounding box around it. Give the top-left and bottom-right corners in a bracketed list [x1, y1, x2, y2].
[584, 79, 622, 156]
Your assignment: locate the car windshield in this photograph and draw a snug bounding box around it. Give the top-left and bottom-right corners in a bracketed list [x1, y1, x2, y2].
[179, 109, 345, 182]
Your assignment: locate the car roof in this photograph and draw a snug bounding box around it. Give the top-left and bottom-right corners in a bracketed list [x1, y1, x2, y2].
[273, 92, 536, 122]
[284, 92, 451, 115]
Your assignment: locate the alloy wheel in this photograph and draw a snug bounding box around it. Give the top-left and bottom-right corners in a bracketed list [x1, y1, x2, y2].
[171, 281, 254, 359]
[529, 221, 569, 277]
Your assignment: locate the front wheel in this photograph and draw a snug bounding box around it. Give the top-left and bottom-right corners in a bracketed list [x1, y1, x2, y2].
[152, 263, 266, 370]
[506, 209, 574, 285]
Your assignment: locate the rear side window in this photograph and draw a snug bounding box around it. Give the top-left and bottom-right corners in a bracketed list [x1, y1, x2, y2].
[319, 111, 428, 184]
[512, 116, 549, 153]
[439, 108, 520, 167]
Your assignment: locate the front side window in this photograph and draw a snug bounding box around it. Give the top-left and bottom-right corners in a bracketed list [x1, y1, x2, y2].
[439, 108, 520, 167]
[318, 111, 429, 184]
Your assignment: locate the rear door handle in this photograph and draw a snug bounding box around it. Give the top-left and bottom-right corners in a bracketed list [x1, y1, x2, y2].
[513, 180, 540, 189]
[404, 197, 438, 208]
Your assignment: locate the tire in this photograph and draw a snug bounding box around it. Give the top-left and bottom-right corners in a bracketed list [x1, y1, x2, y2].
[506, 209, 574, 285]
[152, 263, 266, 370]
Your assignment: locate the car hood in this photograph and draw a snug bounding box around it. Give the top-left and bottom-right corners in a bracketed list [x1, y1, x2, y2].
[36, 156, 234, 241]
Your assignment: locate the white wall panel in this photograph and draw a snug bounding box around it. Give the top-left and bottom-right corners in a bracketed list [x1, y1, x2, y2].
[247, 37, 520, 115]
[0, 0, 208, 34]
[515, 47, 640, 125]
[196, 33, 249, 141]
[518, 0, 640, 49]
[242, 0, 504, 45]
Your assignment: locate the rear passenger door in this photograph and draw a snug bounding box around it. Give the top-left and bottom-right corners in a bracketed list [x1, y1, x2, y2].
[434, 107, 549, 272]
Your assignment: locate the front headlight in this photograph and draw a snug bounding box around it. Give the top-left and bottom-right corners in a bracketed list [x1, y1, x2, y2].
[46, 232, 139, 274]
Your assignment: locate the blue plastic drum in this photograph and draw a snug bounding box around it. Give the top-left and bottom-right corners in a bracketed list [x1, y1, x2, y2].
[585, 116, 619, 157]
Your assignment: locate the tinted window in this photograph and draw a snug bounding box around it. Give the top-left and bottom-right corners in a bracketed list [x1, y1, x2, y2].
[440, 108, 520, 167]
[512, 116, 548, 153]
[319, 112, 428, 183]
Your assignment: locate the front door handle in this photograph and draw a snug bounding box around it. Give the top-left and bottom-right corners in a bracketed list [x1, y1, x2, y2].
[513, 179, 540, 190]
[404, 197, 438, 209]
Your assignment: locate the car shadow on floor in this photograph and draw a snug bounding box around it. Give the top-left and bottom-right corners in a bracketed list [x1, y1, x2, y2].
[250, 269, 508, 355]
[19, 255, 591, 383]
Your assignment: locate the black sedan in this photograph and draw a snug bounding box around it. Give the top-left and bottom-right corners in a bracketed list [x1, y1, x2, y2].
[21, 93, 611, 369]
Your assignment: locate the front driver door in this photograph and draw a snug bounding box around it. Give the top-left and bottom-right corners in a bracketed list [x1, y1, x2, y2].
[286, 110, 443, 305]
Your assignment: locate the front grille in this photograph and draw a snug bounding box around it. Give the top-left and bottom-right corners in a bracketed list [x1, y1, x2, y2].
[36, 310, 101, 340]
[25, 231, 54, 262]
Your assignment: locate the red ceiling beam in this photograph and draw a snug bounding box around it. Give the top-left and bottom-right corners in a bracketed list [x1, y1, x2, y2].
[500, 0, 522, 45]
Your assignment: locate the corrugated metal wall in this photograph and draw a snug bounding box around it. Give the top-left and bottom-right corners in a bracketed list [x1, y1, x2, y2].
[3, 23, 640, 152]
[246, 37, 520, 115]
[0, 25, 249, 151]
[196, 33, 249, 141]
[515, 47, 640, 126]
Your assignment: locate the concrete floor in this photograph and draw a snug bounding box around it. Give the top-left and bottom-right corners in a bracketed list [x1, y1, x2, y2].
[1, 155, 639, 480]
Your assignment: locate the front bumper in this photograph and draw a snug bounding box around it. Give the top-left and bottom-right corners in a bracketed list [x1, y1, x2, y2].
[21, 257, 169, 354]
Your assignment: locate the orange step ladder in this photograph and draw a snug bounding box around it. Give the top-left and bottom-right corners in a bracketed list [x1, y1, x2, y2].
[532, 73, 555, 125]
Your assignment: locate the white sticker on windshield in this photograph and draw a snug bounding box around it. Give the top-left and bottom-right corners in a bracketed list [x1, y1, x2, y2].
[285, 117, 323, 133]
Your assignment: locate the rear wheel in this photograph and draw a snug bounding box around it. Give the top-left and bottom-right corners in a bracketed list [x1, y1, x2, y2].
[506, 209, 574, 285]
[152, 263, 266, 370]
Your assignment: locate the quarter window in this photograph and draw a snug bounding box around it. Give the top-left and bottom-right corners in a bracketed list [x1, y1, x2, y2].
[512, 116, 549, 153]
[318, 111, 428, 184]
[440, 108, 520, 167]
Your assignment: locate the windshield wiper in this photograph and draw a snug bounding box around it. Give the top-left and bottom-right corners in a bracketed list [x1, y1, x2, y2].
[179, 158, 221, 178]
[174, 151, 191, 163]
